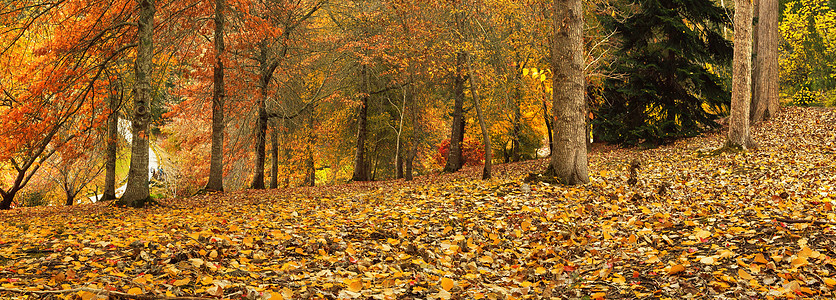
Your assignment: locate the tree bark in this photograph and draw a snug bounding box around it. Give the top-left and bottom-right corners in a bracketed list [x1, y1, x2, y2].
[728, 0, 755, 149]
[270, 120, 279, 189]
[102, 91, 120, 201]
[251, 45, 277, 189]
[119, 0, 155, 206]
[511, 77, 523, 162]
[404, 76, 418, 181]
[751, 0, 779, 122]
[547, 0, 589, 185]
[543, 99, 553, 156]
[443, 52, 467, 172]
[351, 65, 369, 181]
[205, 0, 225, 192]
[467, 55, 491, 180]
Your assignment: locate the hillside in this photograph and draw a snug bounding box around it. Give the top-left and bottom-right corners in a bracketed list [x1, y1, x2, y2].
[2, 106, 836, 299]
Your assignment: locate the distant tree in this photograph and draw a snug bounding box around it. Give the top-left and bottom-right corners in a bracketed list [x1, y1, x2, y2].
[594, 0, 733, 145]
[546, 0, 589, 185]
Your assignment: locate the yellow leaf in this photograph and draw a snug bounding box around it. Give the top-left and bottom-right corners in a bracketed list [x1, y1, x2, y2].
[127, 287, 142, 295]
[520, 221, 531, 231]
[479, 256, 494, 264]
[440, 277, 454, 291]
[535, 266, 547, 275]
[345, 279, 363, 292]
[668, 264, 685, 275]
[539, 74, 546, 82]
[267, 290, 283, 300]
[695, 229, 711, 239]
[738, 269, 754, 280]
[173, 278, 190, 286]
[754, 253, 769, 264]
[77, 291, 95, 300]
[522, 68, 529, 76]
[243, 237, 253, 247]
[824, 278, 836, 286]
[443, 226, 453, 235]
[699, 256, 715, 265]
[628, 234, 637, 244]
[591, 292, 606, 300]
[791, 256, 808, 268]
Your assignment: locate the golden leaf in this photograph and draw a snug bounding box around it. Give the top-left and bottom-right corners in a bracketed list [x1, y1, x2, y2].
[738, 269, 754, 280]
[440, 277, 454, 291]
[668, 264, 685, 275]
[127, 287, 142, 295]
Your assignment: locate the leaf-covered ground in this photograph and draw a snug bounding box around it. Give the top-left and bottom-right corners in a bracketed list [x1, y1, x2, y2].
[2, 107, 836, 300]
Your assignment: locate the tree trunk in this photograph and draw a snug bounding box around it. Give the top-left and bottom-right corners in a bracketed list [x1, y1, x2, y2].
[0, 191, 16, 209]
[751, 0, 779, 122]
[205, 0, 225, 192]
[270, 120, 279, 189]
[102, 92, 119, 201]
[404, 78, 418, 181]
[467, 55, 491, 180]
[728, 0, 755, 149]
[119, 0, 155, 207]
[543, 99, 554, 156]
[511, 78, 523, 162]
[304, 112, 315, 186]
[251, 46, 274, 189]
[65, 190, 76, 206]
[351, 65, 369, 181]
[395, 140, 404, 179]
[444, 52, 467, 172]
[547, 0, 589, 185]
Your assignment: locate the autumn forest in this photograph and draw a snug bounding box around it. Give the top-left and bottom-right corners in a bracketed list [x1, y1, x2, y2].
[2, 0, 836, 298]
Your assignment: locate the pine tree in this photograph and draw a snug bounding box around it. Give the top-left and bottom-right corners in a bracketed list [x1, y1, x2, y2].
[593, 0, 733, 145]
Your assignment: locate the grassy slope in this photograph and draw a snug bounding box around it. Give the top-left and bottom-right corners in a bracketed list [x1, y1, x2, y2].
[1, 107, 836, 299]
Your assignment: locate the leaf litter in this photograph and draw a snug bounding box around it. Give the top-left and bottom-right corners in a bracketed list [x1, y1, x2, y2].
[1, 107, 836, 299]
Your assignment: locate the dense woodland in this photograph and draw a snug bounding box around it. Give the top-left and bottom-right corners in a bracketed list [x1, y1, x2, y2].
[0, 0, 834, 207]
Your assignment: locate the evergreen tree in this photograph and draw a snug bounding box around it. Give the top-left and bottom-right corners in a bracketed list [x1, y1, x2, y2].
[593, 0, 733, 145]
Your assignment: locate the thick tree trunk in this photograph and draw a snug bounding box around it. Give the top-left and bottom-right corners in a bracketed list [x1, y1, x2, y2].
[547, 0, 589, 185]
[270, 120, 279, 189]
[444, 52, 467, 173]
[119, 0, 155, 206]
[205, 0, 225, 192]
[0, 191, 16, 209]
[102, 93, 119, 201]
[352, 65, 369, 181]
[467, 55, 491, 180]
[728, 0, 755, 149]
[751, 0, 779, 122]
[65, 190, 76, 206]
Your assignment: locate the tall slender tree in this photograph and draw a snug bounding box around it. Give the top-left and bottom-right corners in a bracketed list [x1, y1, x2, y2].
[205, 0, 226, 192]
[546, 0, 589, 185]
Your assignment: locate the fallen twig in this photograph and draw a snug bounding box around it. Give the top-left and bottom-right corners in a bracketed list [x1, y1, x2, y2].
[774, 217, 836, 225]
